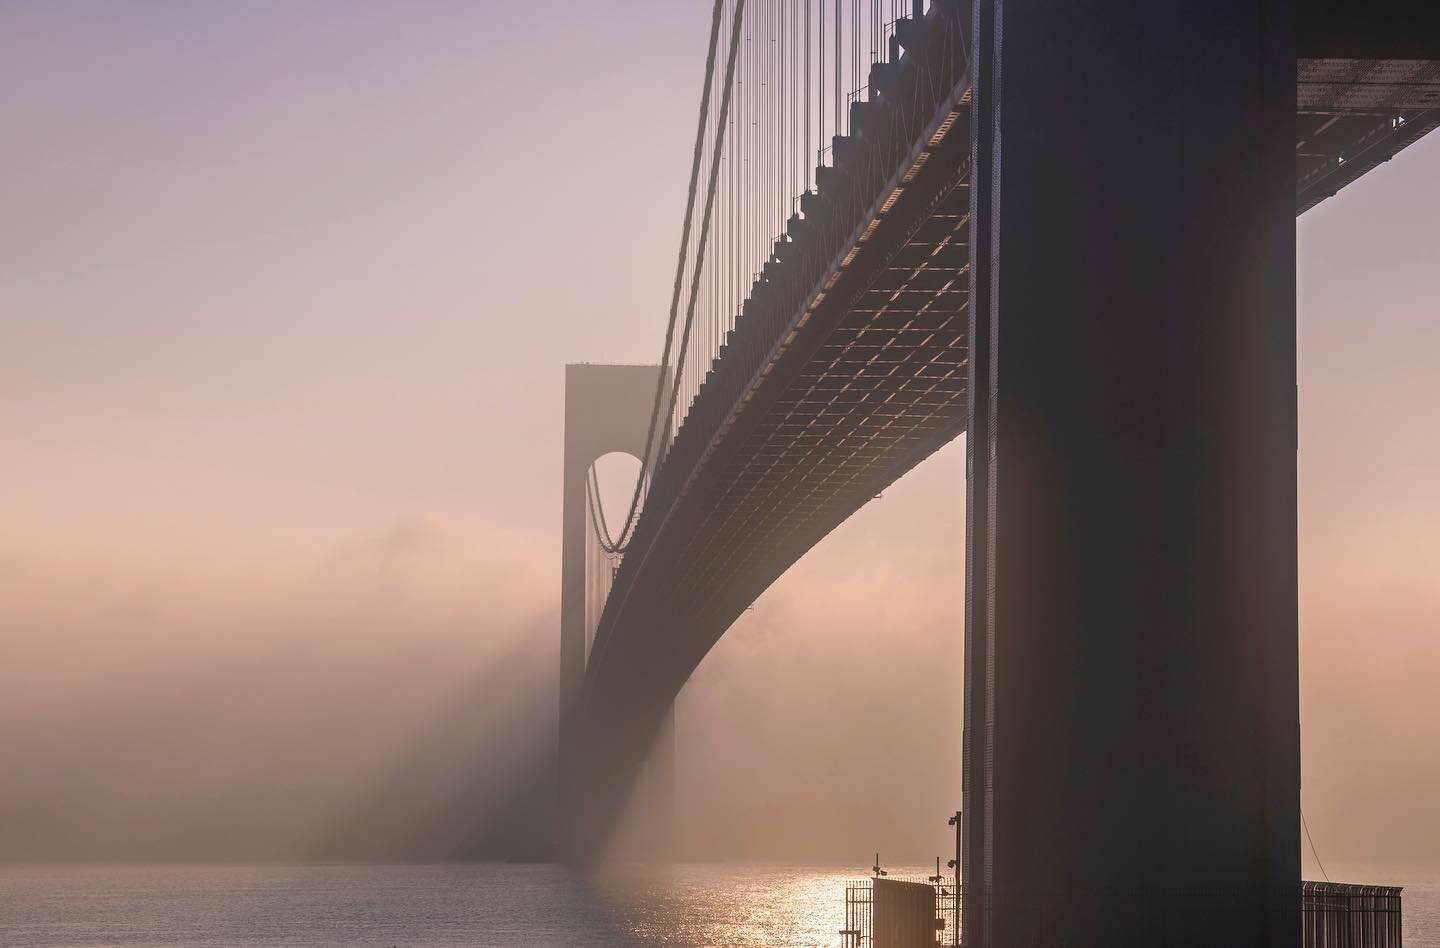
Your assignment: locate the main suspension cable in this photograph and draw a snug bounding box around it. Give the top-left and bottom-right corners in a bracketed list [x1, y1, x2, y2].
[595, 0, 729, 554]
[658, 1, 751, 474]
[592, 0, 750, 555]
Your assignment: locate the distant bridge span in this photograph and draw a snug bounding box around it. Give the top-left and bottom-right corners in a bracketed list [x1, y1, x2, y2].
[562, 1, 1438, 943]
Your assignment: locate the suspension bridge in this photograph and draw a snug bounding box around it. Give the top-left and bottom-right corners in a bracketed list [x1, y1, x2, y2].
[559, 1, 1438, 944]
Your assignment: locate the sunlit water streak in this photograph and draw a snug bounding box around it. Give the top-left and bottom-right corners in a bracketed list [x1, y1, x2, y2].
[2, 862, 1436, 947]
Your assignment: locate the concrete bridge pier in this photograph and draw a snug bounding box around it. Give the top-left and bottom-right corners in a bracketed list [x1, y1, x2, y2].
[560, 363, 675, 866]
[963, 1, 1299, 945]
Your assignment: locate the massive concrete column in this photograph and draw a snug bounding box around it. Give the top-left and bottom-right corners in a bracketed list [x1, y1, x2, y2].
[559, 363, 673, 863]
[963, 2, 1299, 945]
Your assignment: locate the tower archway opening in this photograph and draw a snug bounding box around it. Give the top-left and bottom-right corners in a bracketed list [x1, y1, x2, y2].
[589, 451, 646, 547]
[584, 451, 647, 664]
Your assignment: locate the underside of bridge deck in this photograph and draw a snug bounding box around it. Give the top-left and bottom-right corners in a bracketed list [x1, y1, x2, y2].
[1297, 0, 1440, 210]
[674, 183, 970, 614]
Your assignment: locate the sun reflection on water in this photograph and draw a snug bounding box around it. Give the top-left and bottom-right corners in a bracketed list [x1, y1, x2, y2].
[591, 863, 940, 947]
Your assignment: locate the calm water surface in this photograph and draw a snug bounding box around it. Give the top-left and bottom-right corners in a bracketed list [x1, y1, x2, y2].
[2, 862, 1436, 947]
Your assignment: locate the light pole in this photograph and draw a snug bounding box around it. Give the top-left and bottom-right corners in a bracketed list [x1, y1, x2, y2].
[946, 810, 961, 946]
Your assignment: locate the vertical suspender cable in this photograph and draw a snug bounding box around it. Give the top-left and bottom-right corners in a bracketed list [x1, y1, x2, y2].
[819, 0, 825, 162]
[763, 0, 769, 261]
[730, 5, 736, 334]
[797, 0, 802, 202]
[852, 0, 858, 118]
[800, 0, 812, 190]
[742, 7, 748, 296]
[805, 0, 811, 191]
[834, 0, 841, 137]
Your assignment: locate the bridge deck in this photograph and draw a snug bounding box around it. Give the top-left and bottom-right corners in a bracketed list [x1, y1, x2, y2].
[578, 6, 973, 786]
[569, 0, 1440, 853]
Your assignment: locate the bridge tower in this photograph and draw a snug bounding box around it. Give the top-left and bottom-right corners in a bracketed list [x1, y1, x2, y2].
[560, 362, 675, 864]
[963, 0, 1299, 945]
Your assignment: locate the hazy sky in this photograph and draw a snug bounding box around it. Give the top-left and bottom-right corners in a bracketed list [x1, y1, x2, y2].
[2, 2, 1437, 870]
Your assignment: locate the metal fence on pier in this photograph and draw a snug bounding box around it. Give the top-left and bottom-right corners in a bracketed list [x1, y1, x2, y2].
[1303, 881, 1404, 947]
[840, 877, 959, 947]
[837, 878, 1402, 946]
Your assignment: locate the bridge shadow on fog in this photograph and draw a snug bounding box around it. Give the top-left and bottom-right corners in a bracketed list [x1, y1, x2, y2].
[312, 645, 560, 862]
